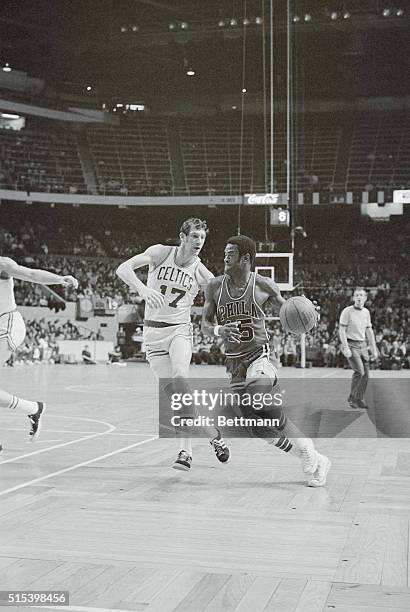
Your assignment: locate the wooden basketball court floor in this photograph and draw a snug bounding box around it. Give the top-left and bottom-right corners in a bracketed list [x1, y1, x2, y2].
[0, 363, 409, 612]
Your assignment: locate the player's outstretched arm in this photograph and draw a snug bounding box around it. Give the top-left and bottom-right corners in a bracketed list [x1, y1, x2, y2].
[339, 308, 352, 358]
[201, 278, 241, 343]
[116, 244, 167, 309]
[365, 326, 378, 359]
[0, 257, 78, 288]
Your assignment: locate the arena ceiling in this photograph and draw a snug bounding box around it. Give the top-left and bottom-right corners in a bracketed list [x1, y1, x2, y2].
[0, 0, 409, 103]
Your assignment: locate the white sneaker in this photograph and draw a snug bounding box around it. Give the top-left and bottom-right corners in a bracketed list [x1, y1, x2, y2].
[298, 439, 319, 475]
[308, 453, 331, 487]
[172, 450, 192, 471]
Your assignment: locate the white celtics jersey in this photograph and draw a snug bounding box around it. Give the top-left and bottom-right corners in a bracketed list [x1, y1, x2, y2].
[0, 275, 16, 315]
[144, 246, 201, 324]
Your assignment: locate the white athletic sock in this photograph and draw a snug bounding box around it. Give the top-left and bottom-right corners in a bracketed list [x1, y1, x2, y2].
[179, 437, 192, 456]
[7, 395, 38, 415]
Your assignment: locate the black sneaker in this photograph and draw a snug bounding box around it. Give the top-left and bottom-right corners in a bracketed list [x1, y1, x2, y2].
[210, 430, 230, 463]
[28, 402, 46, 440]
[348, 398, 361, 409]
[172, 450, 192, 471]
[356, 399, 368, 410]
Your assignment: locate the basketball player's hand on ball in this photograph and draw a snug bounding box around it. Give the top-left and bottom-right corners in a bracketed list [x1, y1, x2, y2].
[342, 347, 352, 359]
[140, 287, 165, 309]
[221, 322, 241, 344]
[61, 275, 79, 289]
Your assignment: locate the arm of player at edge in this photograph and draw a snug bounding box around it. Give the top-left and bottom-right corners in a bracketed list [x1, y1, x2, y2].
[365, 326, 378, 360]
[0, 256, 78, 288]
[116, 244, 167, 309]
[200, 278, 241, 343]
[338, 324, 352, 359]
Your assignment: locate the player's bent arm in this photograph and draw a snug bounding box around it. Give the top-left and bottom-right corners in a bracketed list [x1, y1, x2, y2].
[0, 257, 78, 287]
[201, 278, 241, 343]
[116, 245, 168, 309]
[116, 245, 167, 291]
[256, 274, 286, 308]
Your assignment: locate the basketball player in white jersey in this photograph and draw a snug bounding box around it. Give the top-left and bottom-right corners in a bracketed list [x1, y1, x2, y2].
[116, 218, 230, 470]
[0, 256, 78, 444]
[202, 235, 331, 487]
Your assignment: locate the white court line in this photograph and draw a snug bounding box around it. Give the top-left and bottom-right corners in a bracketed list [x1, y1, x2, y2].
[0, 415, 116, 466]
[0, 435, 158, 498]
[318, 370, 339, 378]
[1, 428, 153, 436]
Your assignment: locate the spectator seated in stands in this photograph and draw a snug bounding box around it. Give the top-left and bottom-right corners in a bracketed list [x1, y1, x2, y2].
[107, 345, 122, 364]
[82, 345, 97, 365]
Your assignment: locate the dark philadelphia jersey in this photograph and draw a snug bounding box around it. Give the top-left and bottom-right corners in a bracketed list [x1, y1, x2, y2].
[216, 272, 269, 357]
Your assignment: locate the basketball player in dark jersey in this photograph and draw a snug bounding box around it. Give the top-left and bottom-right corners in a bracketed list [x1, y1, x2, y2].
[202, 235, 331, 487]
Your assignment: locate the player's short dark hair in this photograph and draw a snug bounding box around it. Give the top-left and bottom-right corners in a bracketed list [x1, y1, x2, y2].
[226, 234, 256, 267]
[180, 218, 209, 236]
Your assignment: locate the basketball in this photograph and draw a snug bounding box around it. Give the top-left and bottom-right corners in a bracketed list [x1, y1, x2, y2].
[279, 296, 318, 334]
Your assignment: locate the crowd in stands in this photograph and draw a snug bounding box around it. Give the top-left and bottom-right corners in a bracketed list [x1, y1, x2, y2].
[0, 126, 86, 194]
[0, 209, 408, 369]
[9, 318, 103, 366]
[1, 111, 410, 197]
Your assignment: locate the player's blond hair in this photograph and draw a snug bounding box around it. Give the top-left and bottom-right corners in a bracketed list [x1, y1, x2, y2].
[179, 218, 209, 237]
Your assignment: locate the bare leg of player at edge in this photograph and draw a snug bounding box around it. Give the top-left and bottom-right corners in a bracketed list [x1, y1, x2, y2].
[0, 337, 45, 444]
[149, 334, 229, 471]
[230, 361, 331, 487]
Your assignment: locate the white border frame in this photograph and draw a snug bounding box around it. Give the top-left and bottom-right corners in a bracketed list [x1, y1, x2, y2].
[255, 252, 294, 291]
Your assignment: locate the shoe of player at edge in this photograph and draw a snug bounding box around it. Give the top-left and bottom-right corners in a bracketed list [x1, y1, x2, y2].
[298, 439, 319, 475]
[28, 402, 46, 441]
[210, 430, 230, 463]
[308, 453, 331, 487]
[172, 450, 192, 471]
